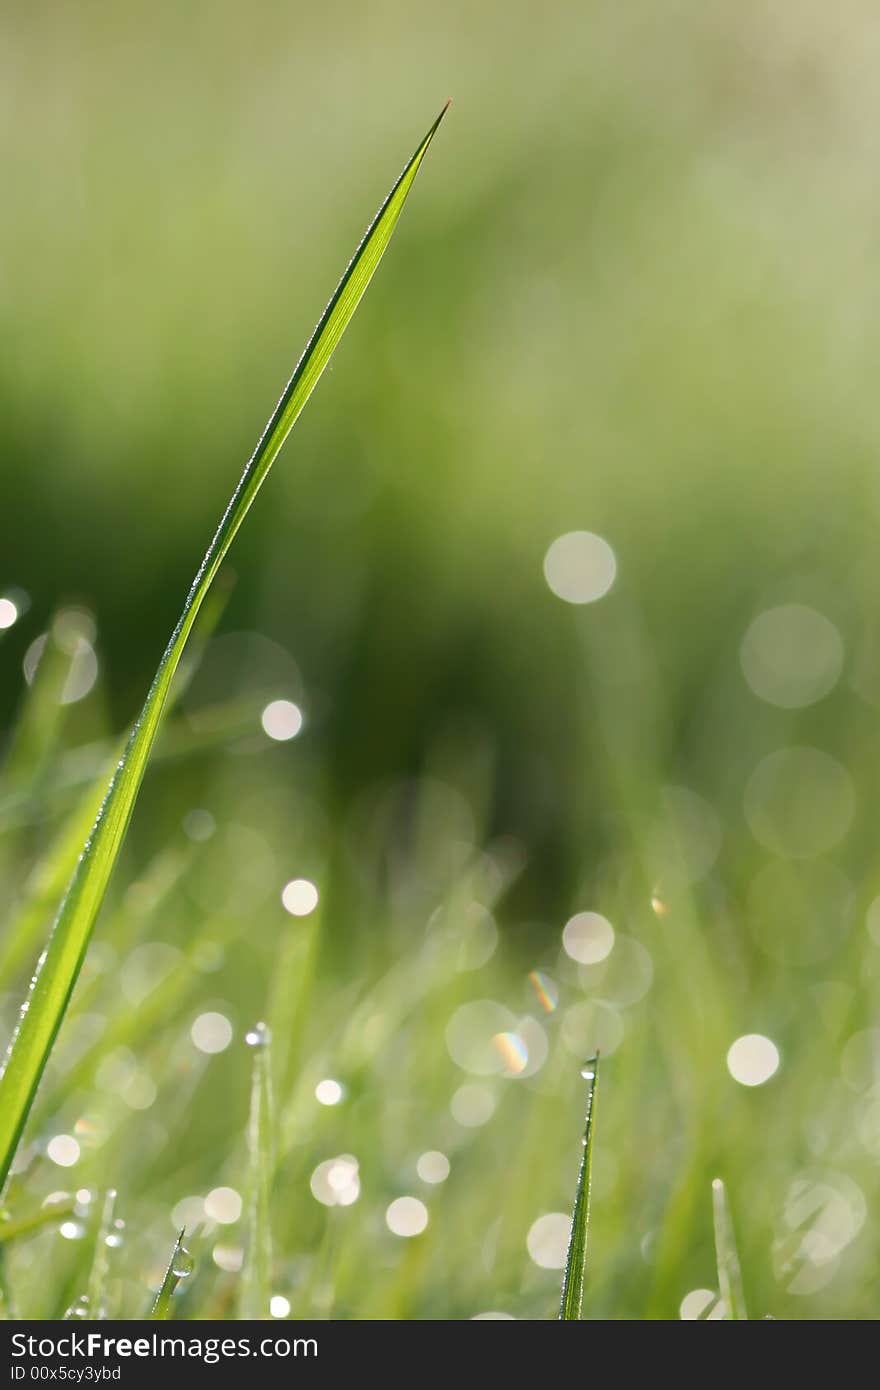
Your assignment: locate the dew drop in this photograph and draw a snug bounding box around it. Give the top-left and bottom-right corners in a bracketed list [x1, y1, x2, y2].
[63, 1295, 90, 1320]
[245, 1021, 271, 1049]
[172, 1246, 195, 1279]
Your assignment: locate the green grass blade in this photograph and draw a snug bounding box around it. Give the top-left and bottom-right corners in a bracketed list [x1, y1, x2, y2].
[239, 1022, 275, 1319]
[559, 1056, 599, 1320]
[0, 1195, 75, 1246]
[0, 103, 448, 1195]
[150, 1229, 193, 1320]
[712, 1177, 748, 1320]
[85, 1188, 117, 1319]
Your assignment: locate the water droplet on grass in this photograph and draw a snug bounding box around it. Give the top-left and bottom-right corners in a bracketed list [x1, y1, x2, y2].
[172, 1247, 194, 1279]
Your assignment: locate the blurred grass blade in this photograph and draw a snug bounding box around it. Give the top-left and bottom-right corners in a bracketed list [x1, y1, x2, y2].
[86, 1188, 117, 1319]
[0, 575, 233, 987]
[0, 620, 76, 800]
[0, 1195, 74, 1246]
[239, 1022, 275, 1319]
[0, 103, 449, 1194]
[712, 1177, 747, 1320]
[559, 1056, 599, 1320]
[150, 1229, 193, 1320]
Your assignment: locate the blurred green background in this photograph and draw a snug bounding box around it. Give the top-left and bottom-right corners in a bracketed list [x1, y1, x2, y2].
[1, 0, 879, 1320]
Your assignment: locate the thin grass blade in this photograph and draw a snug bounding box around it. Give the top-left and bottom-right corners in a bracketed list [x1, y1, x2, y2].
[150, 1229, 193, 1320]
[85, 1188, 117, 1319]
[239, 1022, 274, 1319]
[559, 1056, 599, 1320]
[0, 103, 448, 1194]
[712, 1177, 747, 1320]
[0, 1195, 75, 1246]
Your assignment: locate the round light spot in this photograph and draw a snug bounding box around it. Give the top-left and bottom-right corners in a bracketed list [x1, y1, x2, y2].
[526, 1212, 571, 1269]
[213, 1244, 243, 1273]
[492, 1031, 529, 1075]
[472, 1311, 515, 1320]
[60, 639, 98, 705]
[456, 904, 499, 971]
[23, 633, 47, 684]
[491, 1017, 546, 1078]
[261, 700, 303, 742]
[857, 1095, 880, 1157]
[59, 1221, 85, 1241]
[743, 747, 854, 858]
[680, 1288, 723, 1320]
[270, 1295, 290, 1318]
[727, 1034, 780, 1087]
[47, 1135, 80, 1168]
[582, 934, 654, 1006]
[561, 1000, 624, 1058]
[446, 1000, 516, 1075]
[385, 1196, 428, 1237]
[171, 1196, 205, 1231]
[310, 1155, 360, 1208]
[121, 1071, 157, 1111]
[417, 1151, 450, 1184]
[544, 531, 616, 605]
[562, 911, 614, 964]
[281, 879, 319, 917]
[183, 809, 216, 842]
[450, 1084, 496, 1127]
[0, 597, 19, 629]
[121, 943, 181, 1007]
[204, 1187, 242, 1224]
[315, 1079, 344, 1106]
[54, 608, 96, 650]
[740, 605, 843, 709]
[191, 1012, 233, 1055]
[777, 1168, 866, 1289]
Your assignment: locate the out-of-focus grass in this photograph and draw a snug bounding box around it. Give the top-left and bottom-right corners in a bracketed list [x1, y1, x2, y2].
[1, 0, 880, 1321]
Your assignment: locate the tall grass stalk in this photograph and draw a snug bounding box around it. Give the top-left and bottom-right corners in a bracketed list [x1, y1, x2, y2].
[0, 104, 449, 1195]
[559, 1057, 599, 1320]
[712, 1177, 748, 1320]
[239, 1022, 275, 1320]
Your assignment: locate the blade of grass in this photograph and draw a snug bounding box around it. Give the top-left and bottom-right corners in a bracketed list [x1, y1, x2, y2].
[0, 103, 449, 1194]
[712, 1177, 747, 1320]
[85, 1188, 117, 1319]
[559, 1056, 599, 1320]
[239, 1022, 274, 1319]
[150, 1229, 193, 1320]
[0, 1195, 75, 1246]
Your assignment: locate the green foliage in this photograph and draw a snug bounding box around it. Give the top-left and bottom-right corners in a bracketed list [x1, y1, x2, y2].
[1, 1, 879, 1325]
[0, 105, 448, 1197]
